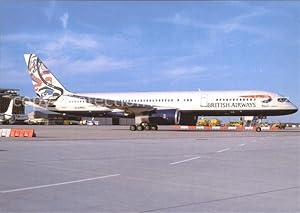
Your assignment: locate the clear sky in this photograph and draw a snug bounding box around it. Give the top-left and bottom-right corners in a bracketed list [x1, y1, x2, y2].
[0, 1, 299, 121]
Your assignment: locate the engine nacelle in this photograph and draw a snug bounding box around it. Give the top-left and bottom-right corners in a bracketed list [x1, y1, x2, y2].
[148, 109, 181, 125]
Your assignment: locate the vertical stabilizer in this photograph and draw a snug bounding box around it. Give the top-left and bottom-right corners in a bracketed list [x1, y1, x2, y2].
[24, 54, 70, 100]
[4, 99, 14, 116]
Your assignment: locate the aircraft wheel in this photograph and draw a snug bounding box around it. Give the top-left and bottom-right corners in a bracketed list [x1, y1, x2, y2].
[137, 125, 144, 131]
[130, 125, 137, 131]
[144, 124, 151, 131]
[144, 125, 151, 131]
[256, 127, 261, 132]
[151, 125, 158, 131]
[141, 122, 150, 130]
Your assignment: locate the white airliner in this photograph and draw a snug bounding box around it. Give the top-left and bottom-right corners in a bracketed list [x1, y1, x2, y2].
[24, 54, 298, 131]
[0, 99, 15, 124]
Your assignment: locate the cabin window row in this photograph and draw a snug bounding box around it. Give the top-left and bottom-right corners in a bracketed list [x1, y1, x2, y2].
[68, 99, 194, 103]
[122, 99, 192, 102]
[69, 100, 86, 103]
[124, 99, 173, 102]
[215, 98, 256, 102]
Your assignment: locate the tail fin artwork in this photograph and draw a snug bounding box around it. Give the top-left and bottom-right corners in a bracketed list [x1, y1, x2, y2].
[24, 54, 70, 100]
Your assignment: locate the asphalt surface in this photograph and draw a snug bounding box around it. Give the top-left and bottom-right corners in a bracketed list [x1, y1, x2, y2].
[0, 125, 299, 212]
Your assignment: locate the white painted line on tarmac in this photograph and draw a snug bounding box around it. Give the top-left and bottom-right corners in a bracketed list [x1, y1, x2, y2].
[217, 148, 231, 153]
[180, 126, 189, 130]
[0, 174, 120, 194]
[170, 156, 201, 165]
[239, 144, 246, 146]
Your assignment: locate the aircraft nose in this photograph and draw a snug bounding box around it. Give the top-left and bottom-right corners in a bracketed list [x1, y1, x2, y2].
[293, 107, 298, 113]
[290, 103, 298, 114]
[291, 108, 298, 114]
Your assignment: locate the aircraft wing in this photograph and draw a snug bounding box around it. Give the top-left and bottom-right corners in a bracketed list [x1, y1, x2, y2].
[67, 93, 156, 115]
[24, 98, 53, 110]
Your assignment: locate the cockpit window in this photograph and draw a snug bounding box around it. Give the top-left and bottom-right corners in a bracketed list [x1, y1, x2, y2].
[262, 98, 272, 103]
[277, 98, 290, 103]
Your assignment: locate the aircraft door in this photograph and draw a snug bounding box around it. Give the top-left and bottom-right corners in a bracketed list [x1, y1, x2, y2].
[201, 94, 208, 107]
[58, 95, 67, 109]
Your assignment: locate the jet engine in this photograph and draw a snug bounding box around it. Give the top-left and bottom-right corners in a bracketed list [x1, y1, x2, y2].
[148, 109, 181, 125]
[148, 109, 198, 126]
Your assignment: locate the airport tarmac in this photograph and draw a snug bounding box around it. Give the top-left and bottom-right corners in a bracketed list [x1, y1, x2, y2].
[0, 125, 299, 212]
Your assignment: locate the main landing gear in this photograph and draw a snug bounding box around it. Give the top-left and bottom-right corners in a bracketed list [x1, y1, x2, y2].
[129, 123, 158, 131]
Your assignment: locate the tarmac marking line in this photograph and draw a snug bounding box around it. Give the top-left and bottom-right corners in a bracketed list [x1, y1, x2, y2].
[0, 174, 120, 194]
[217, 148, 231, 153]
[170, 156, 201, 165]
[239, 144, 246, 146]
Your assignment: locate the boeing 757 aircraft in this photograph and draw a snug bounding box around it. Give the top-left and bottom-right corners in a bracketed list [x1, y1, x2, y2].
[24, 54, 298, 131]
[0, 99, 15, 124]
